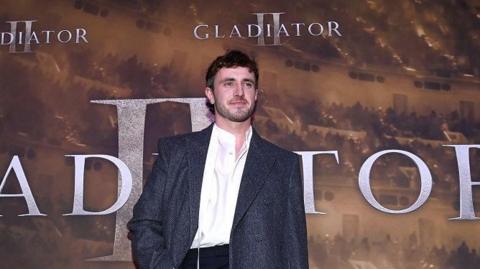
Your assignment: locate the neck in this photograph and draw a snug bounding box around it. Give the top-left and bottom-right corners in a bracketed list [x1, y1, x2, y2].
[214, 117, 251, 138]
[215, 117, 252, 159]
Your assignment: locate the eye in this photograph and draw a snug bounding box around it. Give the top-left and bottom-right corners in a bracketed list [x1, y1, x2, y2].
[243, 81, 254, 89]
[224, 81, 234, 87]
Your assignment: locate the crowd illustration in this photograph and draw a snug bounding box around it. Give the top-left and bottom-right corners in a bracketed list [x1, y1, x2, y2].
[1, 0, 480, 266]
[309, 233, 480, 269]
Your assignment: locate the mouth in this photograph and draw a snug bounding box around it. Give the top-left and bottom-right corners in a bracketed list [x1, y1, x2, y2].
[229, 99, 248, 106]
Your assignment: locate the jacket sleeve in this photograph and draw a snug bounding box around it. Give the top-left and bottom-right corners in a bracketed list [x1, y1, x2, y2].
[127, 139, 173, 269]
[285, 155, 309, 269]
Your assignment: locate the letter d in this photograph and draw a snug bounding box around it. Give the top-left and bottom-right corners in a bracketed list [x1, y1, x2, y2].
[63, 155, 132, 216]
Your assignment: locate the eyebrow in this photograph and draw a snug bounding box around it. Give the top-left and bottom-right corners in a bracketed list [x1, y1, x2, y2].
[220, 78, 235, 83]
[219, 78, 255, 83]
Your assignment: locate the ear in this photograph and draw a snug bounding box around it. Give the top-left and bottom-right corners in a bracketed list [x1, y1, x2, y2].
[254, 88, 258, 101]
[205, 87, 215, 104]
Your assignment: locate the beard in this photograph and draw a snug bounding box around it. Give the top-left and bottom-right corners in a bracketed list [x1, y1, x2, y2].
[214, 96, 256, 122]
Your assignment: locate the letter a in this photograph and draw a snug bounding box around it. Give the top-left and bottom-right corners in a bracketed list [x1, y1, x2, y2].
[0, 155, 45, 216]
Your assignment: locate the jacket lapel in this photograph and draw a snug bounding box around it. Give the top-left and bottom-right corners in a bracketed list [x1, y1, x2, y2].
[231, 130, 277, 232]
[186, 124, 213, 242]
[185, 125, 277, 241]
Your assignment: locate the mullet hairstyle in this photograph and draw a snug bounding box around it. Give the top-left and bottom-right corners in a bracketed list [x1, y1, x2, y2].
[205, 50, 259, 113]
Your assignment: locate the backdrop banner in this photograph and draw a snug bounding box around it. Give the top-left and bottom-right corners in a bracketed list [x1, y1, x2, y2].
[1, 1, 479, 268]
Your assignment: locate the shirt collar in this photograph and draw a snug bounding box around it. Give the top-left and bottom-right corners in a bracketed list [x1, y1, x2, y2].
[212, 123, 253, 149]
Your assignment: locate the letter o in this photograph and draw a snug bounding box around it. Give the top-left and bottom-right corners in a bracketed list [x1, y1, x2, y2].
[57, 30, 72, 43]
[358, 150, 432, 214]
[308, 23, 324, 36]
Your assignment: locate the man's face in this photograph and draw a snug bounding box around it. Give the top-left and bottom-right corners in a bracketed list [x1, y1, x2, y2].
[205, 66, 258, 123]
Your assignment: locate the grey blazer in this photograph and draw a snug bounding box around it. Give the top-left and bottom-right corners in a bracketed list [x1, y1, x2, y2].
[127, 124, 308, 269]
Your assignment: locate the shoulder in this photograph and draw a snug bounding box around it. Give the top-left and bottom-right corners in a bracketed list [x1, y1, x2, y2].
[256, 133, 299, 164]
[157, 126, 211, 152]
[158, 131, 195, 146]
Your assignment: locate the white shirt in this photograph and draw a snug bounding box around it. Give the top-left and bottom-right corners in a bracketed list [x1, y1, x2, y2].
[190, 124, 253, 248]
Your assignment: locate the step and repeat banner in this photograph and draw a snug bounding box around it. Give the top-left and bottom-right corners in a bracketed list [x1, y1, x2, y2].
[1, 0, 480, 268]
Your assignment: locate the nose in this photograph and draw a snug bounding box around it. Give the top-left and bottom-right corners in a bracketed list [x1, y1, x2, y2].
[233, 82, 245, 97]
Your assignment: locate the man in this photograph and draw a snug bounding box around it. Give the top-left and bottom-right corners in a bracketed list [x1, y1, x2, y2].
[128, 50, 308, 269]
